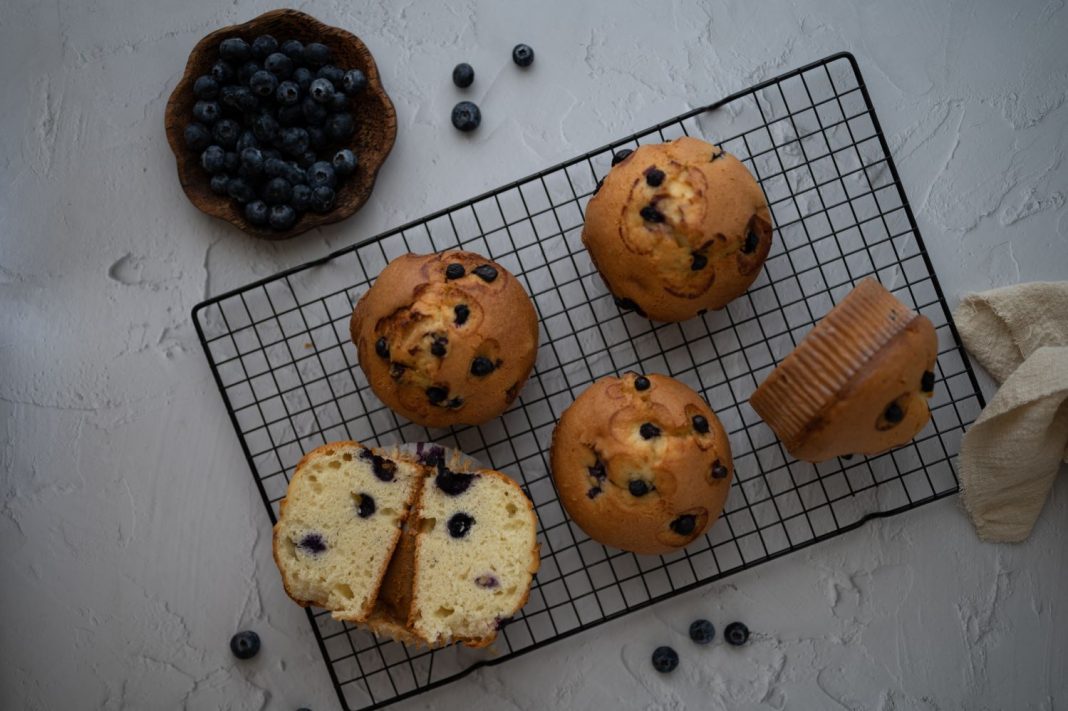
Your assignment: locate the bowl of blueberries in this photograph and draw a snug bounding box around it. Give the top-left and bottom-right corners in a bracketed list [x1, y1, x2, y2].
[165, 9, 397, 239]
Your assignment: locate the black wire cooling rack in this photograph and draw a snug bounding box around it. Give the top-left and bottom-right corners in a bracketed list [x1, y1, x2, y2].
[193, 52, 985, 710]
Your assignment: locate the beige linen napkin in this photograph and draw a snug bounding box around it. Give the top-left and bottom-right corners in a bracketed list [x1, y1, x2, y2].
[955, 281, 1068, 543]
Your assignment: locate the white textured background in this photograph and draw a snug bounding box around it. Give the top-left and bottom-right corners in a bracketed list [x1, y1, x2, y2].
[2, 0, 1066, 709]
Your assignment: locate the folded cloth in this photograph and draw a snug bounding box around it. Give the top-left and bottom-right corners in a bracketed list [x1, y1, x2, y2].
[955, 282, 1068, 543]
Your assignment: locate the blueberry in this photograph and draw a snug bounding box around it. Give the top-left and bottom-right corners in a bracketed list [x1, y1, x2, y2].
[264, 157, 287, 178]
[451, 101, 481, 132]
[184, 123, 212, 151]
[724, 621, 750, 646]
[230, 630, 260, 660]
[645, 167, 665, 187]
[263, 177, 293, 205]
[310, 186, 336, 214]
[292, 66, 314, 91]
[447, 397, 464, 409]
[309, 77, 334, 103]
[306, 161, 336, 189]
[240, 147, 264, 175]
[447, 512, 475, 538]
[227, 177, 255, 204]
[743, 229, 759, 254]
[426, 386, 448, 404]
[237, 60, 261, 85]
[332, 148, 357, 177]
[921, 370, 935, 393]
[355, 493, 376, 518]
[614, 296, 646, 316]
[452, 62, 474, 88]
[301, 96, 328, 125]
[251, 34, 278, 60]
[223, 151, 240, 173]
[611, 148, 632, 166]
[193, 75, 219, 99]
[341, 69, 367, 95]
[430, 336, 448, 357]
[252, 113, 280, 142]
[640, 205, 665, 223]
[640, 422, 661, 439]
[634, 375, 650, 391]
[268, 204, 297, 231]
[651, 646, 678, 673]
[369, 453, 396, 482]
[691, 252, 708, 270]
[328, 90, 350, 112]
[473, 264, 497, 282]
[200, 145, 226, 173]
[277, 104, 304, 127]
[212, 119, 241, 149]
[628, 479, 650, 497]
[210, 60, 235, 84]
[280, 127, 310, 157]
[235, 130, 258, 153]
[325, 112, 354, 142]
[245, 200, 269, 226]
[374, 337, 389, 359]
[220, 85, 249, 110]
[884, 402, 904, 423]
[475, 573, 499, 589]
[298, 533, 327, 554]
[317, 64, 344, 85]
[280, 39, 304, 60]
[711, 460, 729, 479]
[264, 52, 293, 78]
[303, 42, 331, 67]
[587, 486, 602, 499]
[306, 126, 327, 150]
[283, 161, 307, 185]
[435, 468, 476, 496]
[670, 514, 696, 535]
[692, 415, 709, 433]
[389, 363, 406, 380]
[219, 37, 251, 62]
[453, 303, 470, 325]
[689, 619, 715, 645]
[470, 356, 495, 376]
[588, 461, 606, 480]
[262, 147, 281, 162]
[249, 70, 278, 98]
[209, 174, 230, 195]
[297, 151, 318, 169]
[512, 43, 535, 67]
[445, 263, 465, 279]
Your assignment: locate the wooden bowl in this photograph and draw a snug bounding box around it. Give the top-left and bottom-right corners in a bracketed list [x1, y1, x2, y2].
[164, 9, 397, 240]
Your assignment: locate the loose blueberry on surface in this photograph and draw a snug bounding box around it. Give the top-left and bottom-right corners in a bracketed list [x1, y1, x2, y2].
[244, 200, 269, 226]
[374, 337, 390, 359]
[431, 336, 448, 357]
[201, 145, 226, 173]
[587, 486, 602, 499]
[445, 263, 465, 280]
[306, 161, 337, 189]
[325, 112, 355, 142]
[230, 630, 261, 660]
[692, 415, 710, 433]
[264, 52, 294, 78]
[210, 59, 235, 83]
[268, 204, 297, 231]
[511, 43, 535, 67]
[611, 148, 632, 166]
[184, 123, 212, 152]
[640, 205, 665, 223]
[634, 375, 651, 391]
[263, 177, 293, 205]
[298, 533, 327, 554]
[209, 174, 230, 195]
[212, 119, 241, 149]
[884, 402, 904, 423]
[651, 646, 678, 673]
[193, 75, 219, 100]
[310, 186, 336, 214]
[316, 64, 344, 86]
[451, 101, 481, 132]
[447, 512, 475, 538]
[470, 356, 495, 376]
[309, 78, 335, 103]
[454, 304, 470, 325]
[251, 34, 278, 60]
[711, 461, 729, 479]
[742, 229, 759, 254]
[475, 573, 499, 589]
[691, 252, 708, 270]
[435, 468, 476, 496]
[332, 148, 357, 176]
[640, 422, 661, 439]
[921, 370, 935, 393]
[724, 621, 750, 646]
[301, 96, 328, 126]
[237, 60, 261, 85]
[629, 479, 651, 497]
[645, 167, 665, 187]
[473, 264, 498, 282]
[219, 37, 251, 62]
[342, 69, 368, 95]
[303, 42, 331, 67]
[280, 38, 304, 60]
[689, 619, 715, 645]
[275, 80, 300, 105]
[670, 514, 696, 535]
[452, 62, 475, 88]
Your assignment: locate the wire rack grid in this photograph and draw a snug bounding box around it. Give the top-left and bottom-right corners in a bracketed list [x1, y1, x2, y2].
[193, 52, 985, 710]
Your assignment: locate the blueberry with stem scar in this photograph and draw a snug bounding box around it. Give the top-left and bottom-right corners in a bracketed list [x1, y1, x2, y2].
[724, 621, 750, 646]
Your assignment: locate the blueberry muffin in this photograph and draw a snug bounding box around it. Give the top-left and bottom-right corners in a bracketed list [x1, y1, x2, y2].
[272, 441, 423, 622]
[350, 251, 539, 427]
[551, 373, 734, 555]
[582, 136, 773, 322]
[750, 278, 938, 462]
